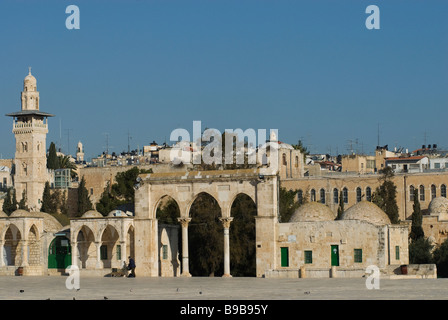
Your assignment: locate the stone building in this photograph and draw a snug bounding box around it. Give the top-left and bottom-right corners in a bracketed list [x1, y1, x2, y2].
[267, 201, 410, 278]
[422, 197, 448, 246]
[280, 171, 448, 235]
[0, 209, 65, 276]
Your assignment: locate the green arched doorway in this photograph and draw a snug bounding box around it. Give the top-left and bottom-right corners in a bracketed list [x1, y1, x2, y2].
[48, 236, 71, 269]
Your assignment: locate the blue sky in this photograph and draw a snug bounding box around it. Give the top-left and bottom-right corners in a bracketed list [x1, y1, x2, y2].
[0, 0, 447, 160]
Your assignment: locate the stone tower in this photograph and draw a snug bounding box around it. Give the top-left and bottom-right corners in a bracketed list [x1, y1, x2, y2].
[6, 69, 54, 211]
[76, 141, 84, 162]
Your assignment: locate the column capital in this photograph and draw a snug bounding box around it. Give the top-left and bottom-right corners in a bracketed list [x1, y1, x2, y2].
[177, 217, 192, 227]
[219, 217, 234, 229]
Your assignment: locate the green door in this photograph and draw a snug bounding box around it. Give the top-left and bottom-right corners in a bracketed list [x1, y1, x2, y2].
[48, 236, 72, 269]
[331, 245, 339, 266]
[281, 247, 289, 267]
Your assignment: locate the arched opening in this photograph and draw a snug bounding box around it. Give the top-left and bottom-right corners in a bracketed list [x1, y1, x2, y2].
[76, 226, 95, 269]
[100, 225, 119, 269]
[126, 225, 135, 265]
[230, 193, 257, 277]
[48, 235, 71, 269]
[188, 192, 223, 277]
[156, 195, 181, 277]
[320, 188, 326, 204]
[3, 225, 21, 266]
[27, 225, 40, 266]
[366, 187, 372, 202]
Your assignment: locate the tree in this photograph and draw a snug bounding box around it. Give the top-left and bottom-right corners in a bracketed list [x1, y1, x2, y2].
[409, 237, 433, 264]
[410, 189, 424, 241]
[41, 182, 61, 213]
[279, 187, 300, 223]
[40, 182, 53, 213]
[2, 188, 17, 215]
[77, 176, 92, 216]
[18, 190, 28, 210]
[433, 238, 448, 278]
[96, 182, 118, 216]
[336, 190, 344, 220]
[47, 142, 59, 169]
[292, 140, 309, 162]
[372, 167, 399, 224]
[156, 198, 180, 225]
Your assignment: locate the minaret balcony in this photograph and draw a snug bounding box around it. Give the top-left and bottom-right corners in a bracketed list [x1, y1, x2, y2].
[12, 121, 48, 133]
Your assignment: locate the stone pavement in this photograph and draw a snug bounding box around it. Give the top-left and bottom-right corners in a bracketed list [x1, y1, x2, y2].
[0, 275, 447, 300]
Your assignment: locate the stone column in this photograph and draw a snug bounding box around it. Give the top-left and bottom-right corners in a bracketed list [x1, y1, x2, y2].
[177, 217, 192, 277]
[71, 241, 78, 267]
[120, 240, 127, 267]
[21, 240, 29, 267]
[220, 217, 233, 278]
[95, 242, 102, 269]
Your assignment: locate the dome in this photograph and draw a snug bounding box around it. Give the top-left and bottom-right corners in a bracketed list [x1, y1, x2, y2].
[341, 201, 391, 225]
[10, 210, 63, 232]
[428, 197, 448, 215]
[428, 197, 448, 221]
[81, 210, 104, 218]
[289, 202, 335, 222]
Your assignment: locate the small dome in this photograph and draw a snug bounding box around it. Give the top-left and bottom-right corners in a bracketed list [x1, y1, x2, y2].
[289, 202, 335, 222]
[10, 209, 33, 218]
[81, 210, 104, 218]
[10, 210, 63, 232]
[107, 210, 131, 217]
[0, 210, 8, 218]
[428, 197, 448, 215]
[341, 201, 391, 225]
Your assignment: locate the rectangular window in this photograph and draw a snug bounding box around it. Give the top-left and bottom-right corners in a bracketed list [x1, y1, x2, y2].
[354, 249, 362, 263]
[281, 247, 289, 267]
[90, 188, 94, 195]
[304, 250, 313, 264]
[162, 245, 168, 260]
[116, 245, 121, 260]
[395, 246, 400, 260]
[100, 245, 107, 260]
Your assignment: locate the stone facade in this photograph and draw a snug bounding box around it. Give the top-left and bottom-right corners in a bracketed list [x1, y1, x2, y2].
[280, 171, 448, 233]
[266, 201, 410, 279]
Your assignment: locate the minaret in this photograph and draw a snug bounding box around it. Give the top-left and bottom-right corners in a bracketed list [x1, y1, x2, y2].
[76, 141, 84, 162]
[6, 69, 54, 211]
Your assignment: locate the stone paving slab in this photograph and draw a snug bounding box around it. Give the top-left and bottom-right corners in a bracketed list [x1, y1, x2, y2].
[0, 276, 447, 300]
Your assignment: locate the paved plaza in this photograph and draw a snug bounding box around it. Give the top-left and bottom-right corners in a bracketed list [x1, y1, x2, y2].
[0, 275, 447, 300]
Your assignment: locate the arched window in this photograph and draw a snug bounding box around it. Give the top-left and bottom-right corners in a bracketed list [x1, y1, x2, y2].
[431, 184, 436, 200]
[366, 187, 372, 202]
[310, 189, 316, 202]
[356, 187, 362, 202]
[333, 188, 339, 204]
[442, 184, 447, 198]
[420, 185, 425, 201]
[282, 154, 287, 166]
[320, 188, 326, 204]
[295, 156, 299, 168]
[297, 189, 303, 204]
[343, 187, 348, 204]
[410, 185, 415, 202]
